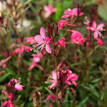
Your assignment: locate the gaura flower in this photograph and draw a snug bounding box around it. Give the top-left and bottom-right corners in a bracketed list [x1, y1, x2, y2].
[57, 38, 66, 48]
[44, 4, 56, 18]
[71, 30, 86, 45]
[49, 69, 78, 89]
[61, 8, 84, 19]
[15, 45, 31, 57]
[26, 37, 34, 44]
[46, 94, 55, 103]
[58, 20, 68, 30]
[65, 69, 78, 87]
[28, 54, 41, 71]
[86, 20, 104, 39]
[49, 71, 58, 89]
[34, 27, 52, 54]
[2, 93, 13, 107]
[8, 79, 24, 91]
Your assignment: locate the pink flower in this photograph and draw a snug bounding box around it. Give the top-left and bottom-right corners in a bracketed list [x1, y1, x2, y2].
[8, 79, 18, 87]
[58, 20, 67, 30]
[34, 27, 52, 54]
[61, 8, 84, 19]
[49, 71, 58, 89]
[97, 38, 103, 46]
[26, 37, 34, 44]
[87, 21, 104, 39]
[71, 31, 86, 45]
[15, 45, 31, 56]
[8, 79, 24, 91]
[66, 70, 78, 87]
[60, 69, 78, 87]
[28, 54, 41, 71]
[46, 94, 55, 103]
[15, 83, 24, 91]
[2, 93, 13, 107]
[57, 38, 66, 48]
[44, 4, 56, 18]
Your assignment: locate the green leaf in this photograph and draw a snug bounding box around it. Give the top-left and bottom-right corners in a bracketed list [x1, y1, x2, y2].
[0, 72, 12, 83]
[55, 3, 62, 21]
[77, 97, 89, 107]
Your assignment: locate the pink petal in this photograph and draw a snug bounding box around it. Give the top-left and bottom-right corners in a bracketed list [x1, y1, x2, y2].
[15, 83, 24, 91]
[61, 14, 70, 18]
[28, 62, 35, 71]
[92, 21, 96, 29]
[44, 6, 49, 11]
[44, 12, 51, 18]
[49, 82, 57, 89]
[97, 38, 103, 46]
[33, 55, 40, 62]
[2, 101, 8, 106]
[52, 71, 57, 80]
[97, 23, 104, 31]
[34, 35, 44, 44]
[23, 45, 31, 52]
[71, 80, 77, 87]
[46, 44, 52, 54]
[52, 8, 56, 12]
[94, 31, 98, 39]
[40, 27, 46, 39]
[65, 80, 71, 85]
[7, 101, 13, 107]
[48, 4, 52, 9]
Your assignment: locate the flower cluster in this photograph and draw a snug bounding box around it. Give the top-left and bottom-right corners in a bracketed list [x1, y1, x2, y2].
[8, 79, 24, 91]
[49, 69, 78, 89]
[44, 4, 56, 18]
[2, 93, 13, 107]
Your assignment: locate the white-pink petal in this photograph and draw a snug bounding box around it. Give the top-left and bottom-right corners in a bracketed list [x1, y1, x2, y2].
[46, 44, 52, 54]
[40, 27, 46, 39]
[94, 31, 98, 39]
[34, 35, 44, 44]
[97, 23, 104, 31]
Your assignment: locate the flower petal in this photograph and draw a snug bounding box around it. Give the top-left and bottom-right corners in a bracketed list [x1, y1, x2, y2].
[97, 23, 104, 31]
[46, 44, 52, 54]
[40, 27, 46, 39]
[34, 35, 44, 44]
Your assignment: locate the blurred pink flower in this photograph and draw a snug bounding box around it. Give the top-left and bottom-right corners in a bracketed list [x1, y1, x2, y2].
[71, 30, 86, 45]
[58, 20, 67, 30]
[26, 37, 34, 44]
[61, 8, 83, 19]
[49, 71, 58, 89]
[8, 79, 18, 87]
[28, 54, 41, 71]
[97, 38, 103, 46]
[87, 21, 104, 39]
[44, 4, 56, 18]
[57, 38, 66, 48]
[2, 93, 13, 107]
[46, 94, 55, 103]
[15, 45, 31, 57]
[15, 83, 24, 91]
[8, 79, 24, 91]
[34, 27, 52, 54]
[65, 69, 78, 87]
